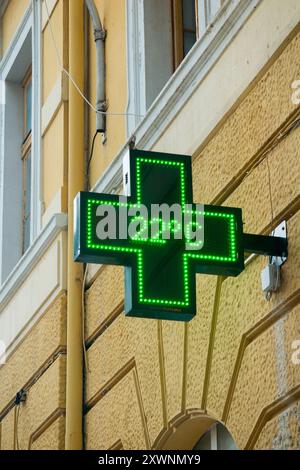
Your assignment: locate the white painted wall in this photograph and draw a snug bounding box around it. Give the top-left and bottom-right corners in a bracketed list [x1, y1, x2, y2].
[0, 230, 67, 360]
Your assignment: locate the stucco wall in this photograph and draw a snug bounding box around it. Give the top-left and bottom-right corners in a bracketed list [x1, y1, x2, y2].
[0, 294, 66, 450]
[0, 0, 299, 451]
[42, 0, 68, 214]
[1, 0, 30, 56]
[84, 24, 300, 450]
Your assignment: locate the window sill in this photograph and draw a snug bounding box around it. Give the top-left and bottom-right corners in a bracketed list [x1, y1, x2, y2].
[0, 213, 67, 314]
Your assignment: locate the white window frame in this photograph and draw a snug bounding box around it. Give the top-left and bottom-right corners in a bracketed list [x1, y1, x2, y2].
[198, 0, 227, 35]
[126, 0, 174, 137]
[0, 0, 42, 283]
[126, 0, 230, 137]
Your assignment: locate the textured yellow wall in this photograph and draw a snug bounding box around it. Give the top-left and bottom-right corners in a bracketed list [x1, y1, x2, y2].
[0, 294, 67, 450]
[31, 415, 65, 450]
[84, 27, 300, 450]
[42, 0, 64, 103]
[42, 0, 68, 212]
[1, 0, 300, 452]
[255, 401, 300, 449]
[42, 104, 68, 210]
[1, 0, 30, 56]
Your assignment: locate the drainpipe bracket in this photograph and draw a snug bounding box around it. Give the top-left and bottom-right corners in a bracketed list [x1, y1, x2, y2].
[94, 28, 106, 41]
[97, 100, 108, 113]
[96, 101, 107, 134]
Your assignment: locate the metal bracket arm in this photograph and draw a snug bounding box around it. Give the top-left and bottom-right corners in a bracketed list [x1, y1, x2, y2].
[243, 233, 288, 258]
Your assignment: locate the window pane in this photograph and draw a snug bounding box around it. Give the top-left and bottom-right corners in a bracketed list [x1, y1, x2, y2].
[25, 152, 31, 216]
[183, 0, 197, 56]
[183, 0, 196, 30]
[23, 152, 31, 253]
[183, 31, 197, 56]
[23, 214, 31, 253]
[26, 80, 32, 135]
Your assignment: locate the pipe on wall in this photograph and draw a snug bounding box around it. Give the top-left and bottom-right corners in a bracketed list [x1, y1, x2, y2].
[66, 0, 85, 451]
[85, 0, 106, 133]
[66, 1, 106, 450]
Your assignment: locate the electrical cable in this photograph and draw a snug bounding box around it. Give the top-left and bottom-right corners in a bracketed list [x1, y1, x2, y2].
[14, 404, 20, 450]
[82, 131, 97, 372]
[44, 1, 108, 374]
[44, 0, 145, 119]
[266, 155, 274, 232]
[86, 130, 98, 189]
[264, 128, 287, 301]
[265, 153, 275, 302]
[243, 115, 300, 300]
[45, 0, 296, 306]
[240, 115, 300, 189]
[82, 265, 90, 373]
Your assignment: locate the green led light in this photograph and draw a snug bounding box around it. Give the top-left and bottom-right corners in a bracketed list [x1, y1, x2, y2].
[85, 196, 239, 307]
[75, 150, 243, 320]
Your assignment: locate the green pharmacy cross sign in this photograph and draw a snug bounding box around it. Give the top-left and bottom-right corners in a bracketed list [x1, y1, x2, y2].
[74, 149, 287, 322]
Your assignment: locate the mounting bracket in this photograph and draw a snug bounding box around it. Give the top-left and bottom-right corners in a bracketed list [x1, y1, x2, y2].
[243, 221, 288, 263]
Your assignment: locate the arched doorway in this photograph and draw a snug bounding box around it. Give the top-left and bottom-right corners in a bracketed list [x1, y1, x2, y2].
[154, 410, 237, 450]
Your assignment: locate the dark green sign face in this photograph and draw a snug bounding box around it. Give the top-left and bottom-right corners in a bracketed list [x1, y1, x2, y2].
[74, 150, 245, 321]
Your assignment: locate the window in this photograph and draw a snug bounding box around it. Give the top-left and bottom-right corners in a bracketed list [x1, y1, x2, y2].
[22, 70, 32, 254]
[173, 0, 198, 69]
[194, 423, 237, 450]
[126, 0, 228, 135]
[0, 1, 41, 283]
[173, 0, 226, 68]
[126, 0, 174, 133]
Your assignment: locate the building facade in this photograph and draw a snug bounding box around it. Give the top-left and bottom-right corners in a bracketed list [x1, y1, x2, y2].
[0, 0, 300, 450]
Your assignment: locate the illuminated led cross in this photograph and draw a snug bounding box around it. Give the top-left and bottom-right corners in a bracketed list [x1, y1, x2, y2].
[74, 149, 287, 321]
